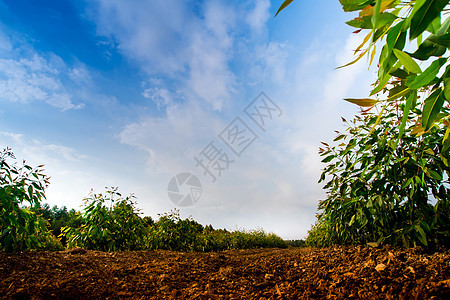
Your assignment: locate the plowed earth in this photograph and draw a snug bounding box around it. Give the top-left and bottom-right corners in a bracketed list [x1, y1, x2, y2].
[1, 246, 449, 299]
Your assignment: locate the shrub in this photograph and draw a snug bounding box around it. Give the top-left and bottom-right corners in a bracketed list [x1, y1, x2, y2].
[62, 187, 148, 251]
[308, 102, 450, 248]
[145, 210, 203, 251]
[0, 148, 59, 251]
[276, 0, 450, 250]
[196, 229, 233, 252]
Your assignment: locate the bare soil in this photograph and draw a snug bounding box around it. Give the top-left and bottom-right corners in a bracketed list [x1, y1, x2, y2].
[1, 245, 449, 299]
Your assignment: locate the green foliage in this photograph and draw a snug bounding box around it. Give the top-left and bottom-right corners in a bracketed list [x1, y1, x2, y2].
[59, 198, 287, 252]
[0, 148, 61, 251]
[145, 210, 287, 252]
[306, 101, 450, 248]
[31, 203, 78, 246]
[336, 0, 450, 133]
[145, 210, 203, 251]
[285, 239, 306, 247]
[0, 157, 286, 253]
[196, 227, 287, 252]
[62, 187, 148, 251]
[305, 219, 330, 248]
[229, 228, 287, 250]
[277, 0, 450, 249]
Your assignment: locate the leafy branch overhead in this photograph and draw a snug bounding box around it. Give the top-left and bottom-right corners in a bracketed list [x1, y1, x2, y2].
[341, 0, 449, 134]
[278, 0, 450, 133]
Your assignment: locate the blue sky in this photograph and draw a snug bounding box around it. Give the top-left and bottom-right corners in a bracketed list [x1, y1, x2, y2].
[0, 0, 377, 239]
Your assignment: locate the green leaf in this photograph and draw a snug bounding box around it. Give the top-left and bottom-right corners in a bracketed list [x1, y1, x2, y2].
[349, 214, 356, 226]
[428, 33, 450, 48]
[389, 67, 410, 79]
[339, 0, 374, 12]
[334, 134, 346, 142]
[410, 0, 449, 40]
[408, 57, 447, 90]
[443, 125, 450, 151]
[379, 37, 403, 78]
[415, 225, 428, 246]
[420, 221, 431, 233]
[367, 105, 386, 136]
[406, 0, 427, 27]
[386, 86, 410, 101]
[436, 16, 450, 35]
[371, 71, 392, 95]
[321, 155, 335, 163]
[410, 39, 447, 60]
[274, 0, 294, 17]
[341, 143, 356, 156]
[388, 84, 409, 98]
[337, 48, 369, 69]
[372, 0, 382, 29]
[428, 169, 443, 180]
[393, 49, 422, 73]
[344, 98, 378, 107]
[386, 20, 406, 52]
[426, 13, 442, 34]
[397, 92, 416, 145]
[346, 13, 397, 29]
[444, 65, 450, 100]
[422, 88, 445, 131]
[373, 24, 391, 42]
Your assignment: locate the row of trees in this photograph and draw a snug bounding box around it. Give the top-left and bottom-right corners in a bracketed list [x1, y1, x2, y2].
[0, 148, 287, 252]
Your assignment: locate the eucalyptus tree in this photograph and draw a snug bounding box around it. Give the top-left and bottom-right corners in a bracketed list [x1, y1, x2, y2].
[277, 0, 450, 247]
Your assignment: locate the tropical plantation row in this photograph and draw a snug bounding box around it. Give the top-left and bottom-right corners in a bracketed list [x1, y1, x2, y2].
[0, 148, 294, 252]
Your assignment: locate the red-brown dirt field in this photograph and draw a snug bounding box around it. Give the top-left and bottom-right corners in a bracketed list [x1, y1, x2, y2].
[1, 245, 449, 299]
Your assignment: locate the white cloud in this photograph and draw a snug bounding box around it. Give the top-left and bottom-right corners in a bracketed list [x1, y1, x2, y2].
[69, 66, 92, 85]
[185, 31, 234, 110]
[142, 87, 173, 109]
[246, 0, 271, 33]
[0, 54, 85, 110]
[89, 0, 244, 110]
[119, 98, 224, 175]
[0, 132, 87, 164]
[182, 1, 237, 110]
[91, 0, 190, 74]
[0, 132, 23, 143]
[30, 141, 88, 163]
[0, 29, 12, 51]
[203, 32, 374, 238]
[249, 41, 288, 84]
